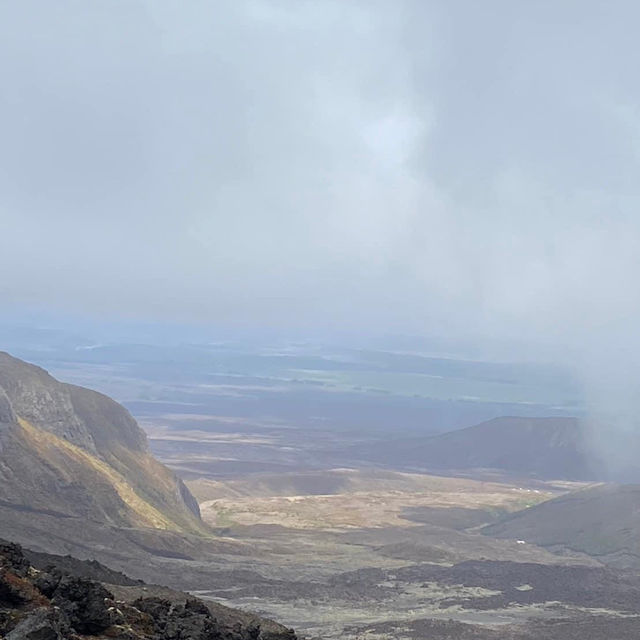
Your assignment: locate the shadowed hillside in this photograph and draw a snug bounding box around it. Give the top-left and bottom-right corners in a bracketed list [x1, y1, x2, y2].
[0, 352, 204, 535]
[483, 483, 640, 568]
[356, 416, 606, 480]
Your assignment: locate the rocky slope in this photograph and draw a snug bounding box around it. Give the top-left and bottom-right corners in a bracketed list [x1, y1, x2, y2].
[0, 538, 296, 640]
[0, 351, 203, 534]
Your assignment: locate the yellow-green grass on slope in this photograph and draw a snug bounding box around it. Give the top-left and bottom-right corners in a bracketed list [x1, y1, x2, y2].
[105, 444, 210, 536]
[17, 416, 178, 531]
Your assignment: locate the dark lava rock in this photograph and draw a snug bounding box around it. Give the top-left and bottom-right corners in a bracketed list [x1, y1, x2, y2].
[0, 541, 35, 607]
[51, 574, 116, 634]
[32, 570, 61, 599]
[0, 541, 30, 577]
[26, 550, 143, 587]
[4, 607, 69, 640]
[1, 539, 298, 640]
[0, 572, 26, 606]
[134, 596, 223, 640]
[133, 596, 173, 627]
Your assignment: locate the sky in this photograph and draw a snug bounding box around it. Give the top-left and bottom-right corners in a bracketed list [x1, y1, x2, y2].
[1, 1, 640, 360]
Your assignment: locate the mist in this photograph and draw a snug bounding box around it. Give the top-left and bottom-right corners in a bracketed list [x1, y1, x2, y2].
[2, 1, 640, 470]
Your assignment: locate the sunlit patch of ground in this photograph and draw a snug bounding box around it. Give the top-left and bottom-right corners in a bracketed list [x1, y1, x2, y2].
[194, 470, 551, 530]
[143, 423, 278, 444]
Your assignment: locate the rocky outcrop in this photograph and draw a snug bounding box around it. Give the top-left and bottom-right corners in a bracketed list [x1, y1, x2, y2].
[0, 540, 297, 640]
[0, 352, 203, 533]
[0, 354, 96, 452]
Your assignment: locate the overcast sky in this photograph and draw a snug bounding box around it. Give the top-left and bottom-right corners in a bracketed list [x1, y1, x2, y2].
[1, 1, 640, 356]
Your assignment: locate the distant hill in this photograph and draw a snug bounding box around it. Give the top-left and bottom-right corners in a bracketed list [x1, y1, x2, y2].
[482, 483, 640, 568]
[0, 351, 204, 535]
[356, 416, 604, 480]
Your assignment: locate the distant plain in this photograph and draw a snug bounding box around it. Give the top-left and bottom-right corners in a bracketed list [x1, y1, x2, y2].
[6, 337, 612, 638]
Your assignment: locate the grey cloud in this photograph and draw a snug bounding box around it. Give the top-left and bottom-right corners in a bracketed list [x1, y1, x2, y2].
[1, 0, 640, 357]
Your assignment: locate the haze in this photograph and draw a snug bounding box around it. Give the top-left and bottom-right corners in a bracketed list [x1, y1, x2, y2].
[0, 1, 636, 341]
[3, 0, 640, 444]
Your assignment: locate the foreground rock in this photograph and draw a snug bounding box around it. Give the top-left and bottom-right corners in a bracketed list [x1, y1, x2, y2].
[0, 539, 297, 640]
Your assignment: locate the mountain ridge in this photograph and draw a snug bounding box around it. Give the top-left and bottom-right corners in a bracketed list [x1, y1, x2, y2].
[356, 415, 607, 480]
[0, 351, 204, 535]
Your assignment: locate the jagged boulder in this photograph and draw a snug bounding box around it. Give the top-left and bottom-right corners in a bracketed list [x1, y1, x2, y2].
[50, 574, 117, 634]
[0, 541, 30, 577]
[134, 596, 223, 640]
[31, 570, 61, 599]
[5, 607, 69, 640]
[0, 542, 38, 606]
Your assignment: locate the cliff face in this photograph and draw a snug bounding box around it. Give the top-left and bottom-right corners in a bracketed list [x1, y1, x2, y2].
[0, 352, 203, 534]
